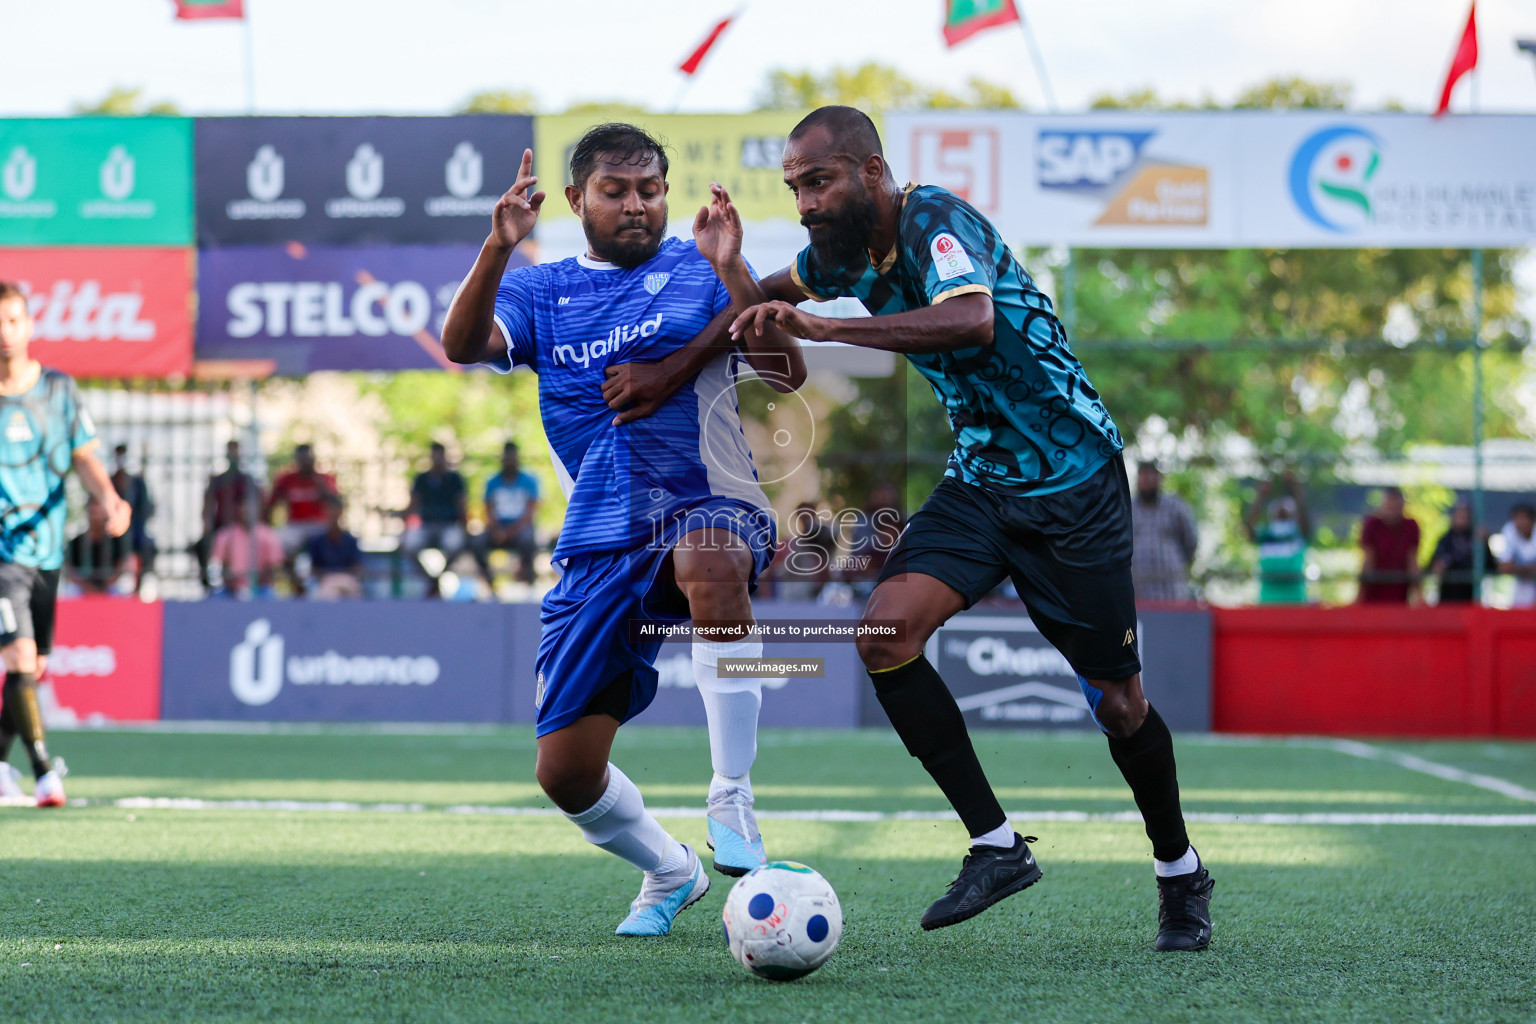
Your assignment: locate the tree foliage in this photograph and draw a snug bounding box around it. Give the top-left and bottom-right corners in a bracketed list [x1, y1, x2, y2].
[458, 90, 538, 114]
[73, 87, 180, 116]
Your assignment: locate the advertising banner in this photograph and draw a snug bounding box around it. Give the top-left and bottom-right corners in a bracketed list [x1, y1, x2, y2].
[195, 116, 534, 245]
[0, 117, 193, 245]
[902, 608, 1211, 732]
[194, 243, 526, 373]
[534, 112, 814, 225]
[884, 112, 1536, 249]
[43, 598, 163, 723]
[161, 602, 510, 722]
[0, 248, 194, 378]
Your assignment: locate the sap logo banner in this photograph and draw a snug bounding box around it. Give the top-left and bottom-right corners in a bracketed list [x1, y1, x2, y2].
[927, 616, 1100, 729]
[1037, 129, 1208, 227]
[195, 116, 534, 245]
[163, 602, 509, 722]
[230, 619, 440, 707]
[196, 244, 528, 373]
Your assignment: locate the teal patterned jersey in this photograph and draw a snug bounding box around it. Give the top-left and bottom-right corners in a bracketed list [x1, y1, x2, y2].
[793, 184, 1122, 496]
[0, 368, 97, 569]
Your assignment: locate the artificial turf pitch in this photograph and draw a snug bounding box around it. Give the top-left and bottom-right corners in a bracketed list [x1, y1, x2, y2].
[1, 727, 1533, 1024]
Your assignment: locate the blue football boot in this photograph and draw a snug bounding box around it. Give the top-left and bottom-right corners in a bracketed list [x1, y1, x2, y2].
[614, 844, 710, 937]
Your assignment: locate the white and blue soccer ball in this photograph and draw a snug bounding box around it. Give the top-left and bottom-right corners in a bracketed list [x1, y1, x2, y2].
[722, 861, 843, 981]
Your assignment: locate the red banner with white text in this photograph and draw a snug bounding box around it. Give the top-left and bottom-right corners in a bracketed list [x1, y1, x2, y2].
[44, 598, 163, 723]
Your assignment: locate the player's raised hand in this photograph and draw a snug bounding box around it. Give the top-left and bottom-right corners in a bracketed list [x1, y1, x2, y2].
[693, 182, 744, 271]
[492, 148, 545, 250]
[729, 300, 826, 343]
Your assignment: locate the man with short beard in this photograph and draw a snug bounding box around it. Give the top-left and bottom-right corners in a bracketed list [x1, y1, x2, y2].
[603, 106, 1212, 953]
[440, 124, 804, 937]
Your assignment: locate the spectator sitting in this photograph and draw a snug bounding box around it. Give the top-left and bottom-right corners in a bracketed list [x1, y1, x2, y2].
[305, 496, 365, 600]
[1497, 502, 1536, 609]
[1130, 459, 1199, 602]
[402, 441, 471, 597]
[474, 441, 540, 588]
[198, 439, 261, 591]
[265, 442, 338, 592]
[1243, 473, 1312, 605]
[65, 500, 133, 595]
[109, 443, 156, 594]
[1359, 486, 1420, 604]
[1428, 498, 1495, 604]
[211, 502, 283, 599]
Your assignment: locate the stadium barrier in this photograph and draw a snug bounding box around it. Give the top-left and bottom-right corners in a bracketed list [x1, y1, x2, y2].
[1212, 606, 1536, 738]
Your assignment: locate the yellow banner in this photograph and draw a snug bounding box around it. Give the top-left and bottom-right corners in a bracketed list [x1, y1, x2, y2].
[533, 112, 847, 223]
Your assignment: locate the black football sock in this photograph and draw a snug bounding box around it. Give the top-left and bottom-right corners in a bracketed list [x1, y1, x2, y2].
[870, 654, 1007, 838]
[0, 673, 16, 762]
[2, 672, 50, 778]
[1105, 704, 1190, 863]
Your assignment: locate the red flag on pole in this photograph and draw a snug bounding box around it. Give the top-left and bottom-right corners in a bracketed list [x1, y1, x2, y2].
[943, 0, 1021, 47]
[174, 0, 244, 19]
[679, 15, 735, 76]
[1435, 3, 1478, 116]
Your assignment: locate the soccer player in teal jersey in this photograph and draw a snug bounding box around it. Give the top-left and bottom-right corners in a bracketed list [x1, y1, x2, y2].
[0, 282, 130, 808]
[604, 107, 1213, 952]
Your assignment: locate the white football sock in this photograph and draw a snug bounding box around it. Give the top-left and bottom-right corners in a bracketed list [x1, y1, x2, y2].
[693, 636, 765, 782]
[564, 763, 684, 873]
[971, 821, 1017, 849]
[1155, 845, 1200, 877]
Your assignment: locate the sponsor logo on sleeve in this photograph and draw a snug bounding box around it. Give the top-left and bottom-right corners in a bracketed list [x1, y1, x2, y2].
[930, 233, 975, 281]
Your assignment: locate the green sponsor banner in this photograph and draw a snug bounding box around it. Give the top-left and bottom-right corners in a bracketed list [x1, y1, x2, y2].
[0, 117, 193, 245]
[535, 112, 837, 224]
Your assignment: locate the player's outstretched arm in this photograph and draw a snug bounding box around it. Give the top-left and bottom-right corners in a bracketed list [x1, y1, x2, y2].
[602, 269, 805, 426]
[72, 445, 131, 538]
[730, 292, 994, 355]
[693, 184, 806, 394]
[442, 148, 544, 365]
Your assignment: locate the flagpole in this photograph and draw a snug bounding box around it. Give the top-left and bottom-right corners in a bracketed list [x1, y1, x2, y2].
[669, 76, 693, 114]
[1015, 3, 1057, 112]
[243, 0, 256, 113]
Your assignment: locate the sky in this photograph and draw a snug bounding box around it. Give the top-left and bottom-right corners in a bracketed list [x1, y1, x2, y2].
[0, 0, 1533, 117]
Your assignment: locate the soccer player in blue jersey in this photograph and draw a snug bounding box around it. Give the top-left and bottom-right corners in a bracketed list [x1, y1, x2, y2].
[441, 124, 805, 936]
[0, 282, 130, 808]
[606, 107, 1213, 952]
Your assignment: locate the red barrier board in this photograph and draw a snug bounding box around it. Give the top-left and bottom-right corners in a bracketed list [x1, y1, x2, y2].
[44, 598, 163, 722]
[1212, 606, 1536, 738]
[0, 248, 193, 379]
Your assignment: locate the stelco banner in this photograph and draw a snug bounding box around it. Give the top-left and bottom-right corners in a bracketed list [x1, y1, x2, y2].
[0, 118, 193, 245]
[0, 248, 194, 378]
[884, 112, 1536, 248]
[194, 243, 528, 373]
[195, 116, 534, 245]
[534, 112, 815, 225]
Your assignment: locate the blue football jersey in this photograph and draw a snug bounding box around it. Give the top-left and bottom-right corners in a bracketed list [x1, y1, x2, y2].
[489, 236, 770, 560]
[794, 184, 1123, 497]
[0, 368, 97, 569]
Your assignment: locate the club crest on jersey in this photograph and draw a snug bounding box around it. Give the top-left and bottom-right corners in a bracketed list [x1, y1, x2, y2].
[4, 411, 32, 443]
[644, 272, 670, 295]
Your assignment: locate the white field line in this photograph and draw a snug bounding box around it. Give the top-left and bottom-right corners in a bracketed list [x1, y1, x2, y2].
[1322, 739, 1536, 804]
[61, 796, 1536, 827]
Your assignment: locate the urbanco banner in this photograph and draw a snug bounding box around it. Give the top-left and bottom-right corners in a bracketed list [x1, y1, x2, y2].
[0, 248, 194, 379]
[194, 243, 528, 373]
[0, 117, 193, 245]
[195, 116, 535, 245]
[884, 112, 1536, 248]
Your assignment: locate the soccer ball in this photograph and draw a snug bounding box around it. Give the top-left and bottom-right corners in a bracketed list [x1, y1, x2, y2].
[722, 861, 842, 981]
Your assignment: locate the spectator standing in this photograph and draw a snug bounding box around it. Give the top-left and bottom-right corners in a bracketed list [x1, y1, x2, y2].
[211, 502, 283, 598]
[198, 439, 261, 590]
[403, 442, 470, 596]
[475, 441, 540, 587]
[844, 482, 905, 598]
[1359, 486, 1420, 604]
[1428, 499, 1495, 604]
[64, 501, 133, 595]
[1243, 473, 1312, 605]
[1130, 460, 1198, 602]
[305, 497, 365, 600]
[109, 443, 156, 594]
[1497, 503, 1536, 609]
